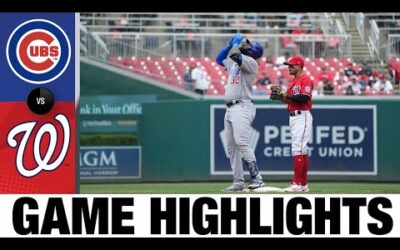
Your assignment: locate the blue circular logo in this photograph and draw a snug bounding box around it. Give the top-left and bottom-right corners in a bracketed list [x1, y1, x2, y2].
[6, 19, 71, 84]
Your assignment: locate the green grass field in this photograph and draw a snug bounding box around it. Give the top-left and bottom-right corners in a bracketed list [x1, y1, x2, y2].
[80, 182, 400, 194]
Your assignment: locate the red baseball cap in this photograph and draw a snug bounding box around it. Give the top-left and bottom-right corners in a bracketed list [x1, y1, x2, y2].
[284, 56, 305, 67]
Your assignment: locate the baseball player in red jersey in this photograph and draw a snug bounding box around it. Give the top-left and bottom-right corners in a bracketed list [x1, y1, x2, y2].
[270, 56, 313, 192]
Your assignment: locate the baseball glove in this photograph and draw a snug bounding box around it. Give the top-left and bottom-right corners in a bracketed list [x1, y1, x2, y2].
[270, 84, 285, 100]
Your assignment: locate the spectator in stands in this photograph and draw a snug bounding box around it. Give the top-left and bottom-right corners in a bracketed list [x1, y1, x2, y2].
[281, 31, 296, 53]
[316, 66, 334, 84]
[117, 14, 138, 32]
[343, 75, 362, 95]
[265, 55, 274, 67]
[275, 52, 291, 69]
[344, 62, 357, 77]
[372, 74, 394, 92]
[344, 85, 354, 95]
[291, 25, 308, 56]
[256, 71, 272, 86]
[326, 36, 340, 57]
[368, 71, 378, 88]
[192, 65, 209, 95]
[264, 15, 280, 30]
[286, 13, 302, 28]
[322, 78, 334, 95]
[184, 63, 196, 92]
[109, 14, 129, 32]
[315, 66, 333, 94]
[291, 25, 307, 35]
[357, 62, 373, 90]
[312, 27, 324, 36]
[328, 36, 340, 47]
[369, 70, 380, 86]
[120, 14, 128, 26]
[388, 57, 400, 86]
[334, 70, 348, 86]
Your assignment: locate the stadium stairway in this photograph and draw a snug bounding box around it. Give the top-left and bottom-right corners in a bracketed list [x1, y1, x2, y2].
[335, 15, 371, 63]
[348, 27, 371, 62]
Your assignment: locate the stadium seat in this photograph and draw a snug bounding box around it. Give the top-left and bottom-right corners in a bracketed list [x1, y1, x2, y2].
[107, 56, 397, 96]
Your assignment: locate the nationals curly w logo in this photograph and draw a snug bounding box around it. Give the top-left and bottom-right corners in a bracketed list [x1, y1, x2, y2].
[7, 114, 70, 178]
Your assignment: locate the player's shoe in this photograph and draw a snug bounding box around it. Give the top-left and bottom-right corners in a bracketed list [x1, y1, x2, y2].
[247, 174, 265, 189]
[284, 183, 304, 192]
[222, 181, 245, 192]
[302, 184, 309, 192]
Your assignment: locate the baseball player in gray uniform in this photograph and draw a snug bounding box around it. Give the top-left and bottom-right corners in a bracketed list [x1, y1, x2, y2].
[216, 34, 265, 191]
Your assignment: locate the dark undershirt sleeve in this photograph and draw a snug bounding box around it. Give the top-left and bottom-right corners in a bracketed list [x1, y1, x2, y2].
[285, 94, 309, 103]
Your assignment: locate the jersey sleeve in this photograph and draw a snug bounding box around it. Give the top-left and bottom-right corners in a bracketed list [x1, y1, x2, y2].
[300, 77, 313, 96]
[240, 55, 258, 74]
[223, 57, 234, 71]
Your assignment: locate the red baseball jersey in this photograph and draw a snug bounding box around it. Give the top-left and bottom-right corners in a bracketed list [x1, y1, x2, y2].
[287, 74, 313, 111]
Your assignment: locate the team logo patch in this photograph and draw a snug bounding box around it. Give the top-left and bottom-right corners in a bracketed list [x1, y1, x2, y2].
[6, 19, 71, 84]
[292, 85, 301, 95]
[305, 86, 311, 93]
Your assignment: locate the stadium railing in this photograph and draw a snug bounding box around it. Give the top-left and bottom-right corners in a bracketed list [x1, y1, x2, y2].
[80, 24, 109, 60]
[342, 13, 350, 30]
[84, 32, 352, 60]
[354, 13, 400, 60]
[80, 12, 339, 35]
[369, 20, 381, 59]
[356, 13, 365, 43]
[387, 35, 400, 58]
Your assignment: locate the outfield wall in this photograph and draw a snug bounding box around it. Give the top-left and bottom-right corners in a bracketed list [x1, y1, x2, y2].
[139, 98, 400, 182]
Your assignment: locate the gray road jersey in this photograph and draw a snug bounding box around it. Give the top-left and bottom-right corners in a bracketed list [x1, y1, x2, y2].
[223, 55, 258, 102]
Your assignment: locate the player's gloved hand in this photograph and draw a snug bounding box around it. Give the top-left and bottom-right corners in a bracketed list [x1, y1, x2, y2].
[231, 34, 244, 47]
[227, 37, 234, 47]
[270, 84, 285, 100]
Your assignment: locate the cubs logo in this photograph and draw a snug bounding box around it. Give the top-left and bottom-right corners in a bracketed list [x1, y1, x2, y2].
[6, 19, 71, 84]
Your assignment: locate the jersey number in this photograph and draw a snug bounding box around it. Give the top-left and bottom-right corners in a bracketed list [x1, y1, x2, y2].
[230, 76, 240, 84]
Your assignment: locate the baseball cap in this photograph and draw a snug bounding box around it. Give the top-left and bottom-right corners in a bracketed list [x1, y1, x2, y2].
[284, 56, 305, 67]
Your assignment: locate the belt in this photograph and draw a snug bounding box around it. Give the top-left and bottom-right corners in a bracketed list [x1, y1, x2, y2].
[289, 110, 302, 116]
[226, 100, 253, 108]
